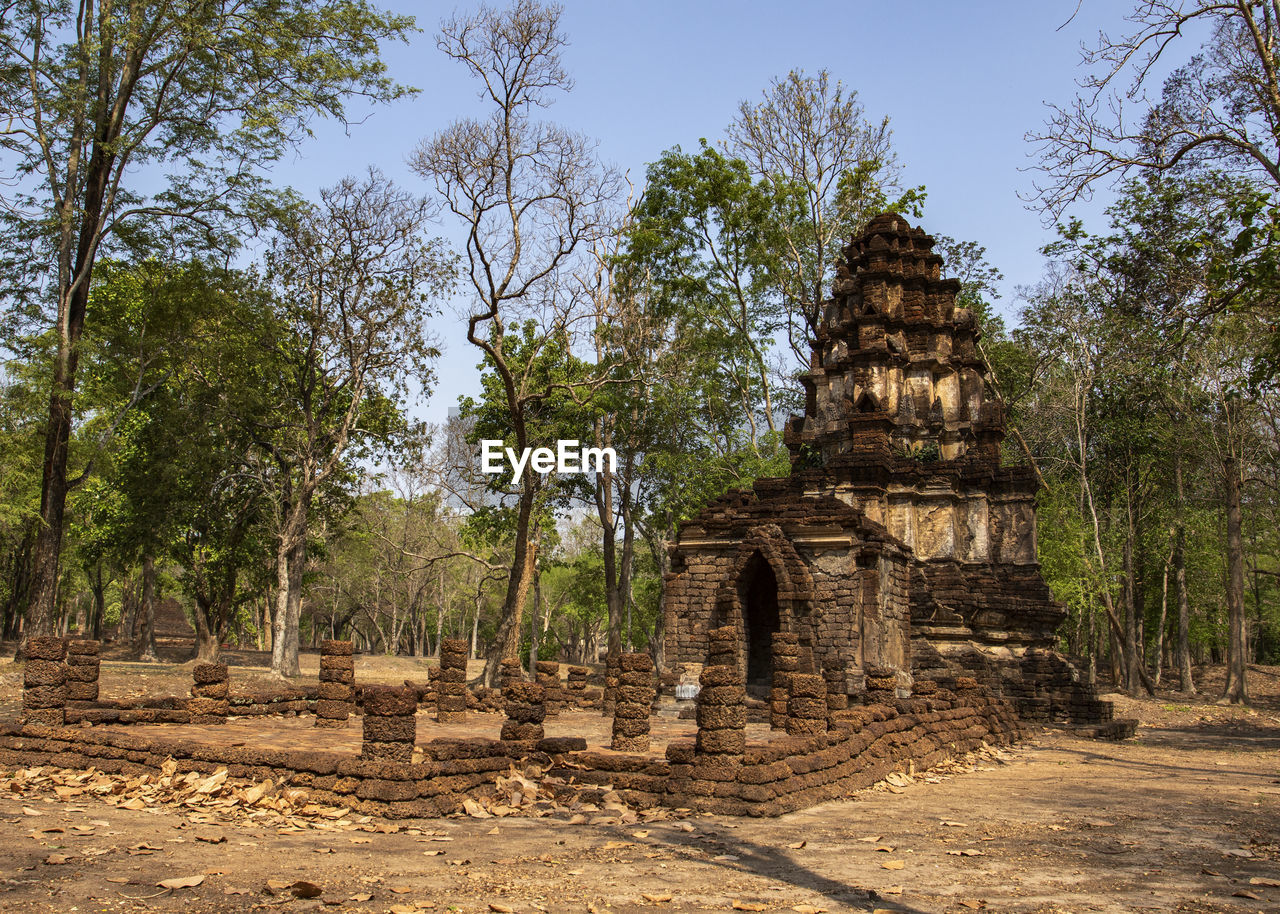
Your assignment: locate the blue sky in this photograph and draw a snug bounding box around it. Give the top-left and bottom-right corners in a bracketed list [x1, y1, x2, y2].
[283, 1, 1147, 425]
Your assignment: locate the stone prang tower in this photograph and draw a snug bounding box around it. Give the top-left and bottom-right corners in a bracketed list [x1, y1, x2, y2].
[663, 213, 1119, 728]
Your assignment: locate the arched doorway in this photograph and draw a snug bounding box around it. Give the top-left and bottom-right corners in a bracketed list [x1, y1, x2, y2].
[739, 552, 780, 693]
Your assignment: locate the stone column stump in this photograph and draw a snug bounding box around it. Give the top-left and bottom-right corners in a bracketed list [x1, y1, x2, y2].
[786, 673, 828, 736]
[954, 676, 980, 700]
[535, 661, 563, 715]
[436, 638, 469, 723]
[864, 666, 897, 705]
[822, 661, 848, 719]
[501, 681, 546, 744]
[566, 665, 588, 705]
[65, 640, 100, 702]
[696, 626, 746, 756]
[424, 666, 440, 706]
[190, 663, 229, 724]
[500, 658, 524, 691]
[611, 652, 654, 752]
[23, 636, 67, 726]
[770, 632, 799, 729]
[362, 685, 417, 762]
[316, 640, 355, 727]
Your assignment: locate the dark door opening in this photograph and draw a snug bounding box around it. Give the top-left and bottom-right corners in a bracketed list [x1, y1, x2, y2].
[740, 552, 780, 693]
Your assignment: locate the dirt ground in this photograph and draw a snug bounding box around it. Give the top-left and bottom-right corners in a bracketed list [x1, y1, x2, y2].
[0, 652, 1277, 914]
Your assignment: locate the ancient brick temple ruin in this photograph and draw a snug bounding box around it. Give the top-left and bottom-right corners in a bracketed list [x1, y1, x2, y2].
[663, 213, 1118, 727]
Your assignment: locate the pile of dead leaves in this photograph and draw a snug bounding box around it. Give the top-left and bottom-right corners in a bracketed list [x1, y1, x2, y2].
[1, 762, 364, 831]
[459, 764, 677, 825]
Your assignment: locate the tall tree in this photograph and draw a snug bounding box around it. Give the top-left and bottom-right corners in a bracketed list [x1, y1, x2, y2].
[260, 170, 451, 677]
[412, 0, 620, 685]
[0, 0, 416, 637]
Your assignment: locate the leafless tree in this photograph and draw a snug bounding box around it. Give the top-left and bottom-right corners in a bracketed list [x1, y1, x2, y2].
[726, 68, 903, 365]
[1030, 1, 1280, 216]
[411, 0, 622, 685]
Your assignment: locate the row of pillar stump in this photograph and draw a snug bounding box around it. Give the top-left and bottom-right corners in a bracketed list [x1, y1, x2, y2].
[19, 631, 892, 767]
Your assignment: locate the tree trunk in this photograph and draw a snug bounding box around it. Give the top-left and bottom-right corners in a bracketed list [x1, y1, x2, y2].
[1222, 449, 1249, 704]
[135, 554, 160, 662]
[528, 568, 543, 673]
[592, 416, 625, 679]
[26, 343, 80, 638]
[27, 129, 120, 638]
[193, 598, 221, 662]
[271, 534, 306, 677]
[1085, 595, 1096, 685]
[482, 485, 539, 686]
[470, 588, 481, 660]
[89, 563, 106, 641]
[1174, 456, 1196, 694]
[1154, 551, 1170, 687]
[2, 522, 37, 640]
[1121, 487, 1141, 696]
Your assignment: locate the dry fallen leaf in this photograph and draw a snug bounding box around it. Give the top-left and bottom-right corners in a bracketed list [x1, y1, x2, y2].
[289, 881, 323, 899]
[224, 887, 252, 896]
[105, 877, 129, 885]
[732, 902, 766, 912]
[44, 854, 71, 865]
[643, 892, 673, 903]
[488, 904, 514, 913]
[1249, 877, 1280, 887]
[880, 860, 905, 870]
[391, 886, 414, 894]
[786, 841, 806, 849]
[157, 874, 205, 890]
[792, 906, 827, 913]
[349, 893, 374, 902]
